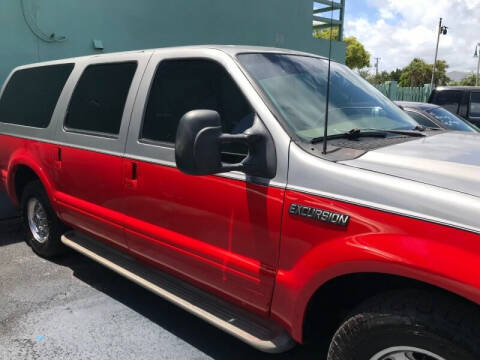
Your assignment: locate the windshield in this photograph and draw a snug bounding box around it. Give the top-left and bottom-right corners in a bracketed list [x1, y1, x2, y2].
[425, 107, 477, 132]
[238, 53, 417, 141]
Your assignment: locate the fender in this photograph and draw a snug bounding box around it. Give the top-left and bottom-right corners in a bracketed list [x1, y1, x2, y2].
[272, 190, 480, 343]
[6, 143, 57, 206]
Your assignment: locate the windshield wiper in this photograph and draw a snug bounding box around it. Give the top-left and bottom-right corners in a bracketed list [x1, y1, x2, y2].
[311, 127, 426, 144]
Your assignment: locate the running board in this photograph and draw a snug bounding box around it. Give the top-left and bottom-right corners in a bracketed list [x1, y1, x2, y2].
[61, 231, 295, 353]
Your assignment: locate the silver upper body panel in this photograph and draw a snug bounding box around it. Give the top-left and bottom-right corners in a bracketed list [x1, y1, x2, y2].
[2, 45, 480, 234]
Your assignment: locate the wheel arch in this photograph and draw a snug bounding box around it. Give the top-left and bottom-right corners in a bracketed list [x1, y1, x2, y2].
[7, 156, 55, 206]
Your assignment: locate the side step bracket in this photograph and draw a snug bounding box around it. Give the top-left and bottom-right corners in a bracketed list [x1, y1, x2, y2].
[61, 231, 295, 353]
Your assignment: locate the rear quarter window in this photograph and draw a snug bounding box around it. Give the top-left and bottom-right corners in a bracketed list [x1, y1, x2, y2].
[0, 64, 74, 128]
[470, 92, 480, 117]
[432, 90, 463, 114]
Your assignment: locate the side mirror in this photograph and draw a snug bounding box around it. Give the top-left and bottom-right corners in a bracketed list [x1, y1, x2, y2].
[175, 110, 276, 178]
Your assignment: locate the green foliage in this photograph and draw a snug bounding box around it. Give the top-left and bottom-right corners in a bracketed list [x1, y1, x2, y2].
[398, 58, 450, 87]
[389, 68, 403, 82]
[314, 28, 370, 70]
[313, 27, 339, 41]
[460, 74, 477, 86]
[344, 36, 371, 70]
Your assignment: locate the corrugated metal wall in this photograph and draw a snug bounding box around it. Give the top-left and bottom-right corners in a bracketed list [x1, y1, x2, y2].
[0, 0, 346, 85]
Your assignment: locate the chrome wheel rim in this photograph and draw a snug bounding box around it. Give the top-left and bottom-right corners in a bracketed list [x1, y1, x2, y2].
[27, 198, 49, 244]
[370, 347, 447, 360]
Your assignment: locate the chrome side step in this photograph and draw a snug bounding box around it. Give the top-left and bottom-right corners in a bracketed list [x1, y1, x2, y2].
[61, 231, 295, 353]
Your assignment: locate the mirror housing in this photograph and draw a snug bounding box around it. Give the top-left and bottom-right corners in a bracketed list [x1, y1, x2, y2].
[175, 110, 276, 179]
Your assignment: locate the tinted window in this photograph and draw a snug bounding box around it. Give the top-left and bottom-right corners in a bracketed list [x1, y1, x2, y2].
[470, 92, 480, 117]
[425, 107, 476, 132]
[65, 62, 137, 135]
[432, 90, 462, 113]
[141, 59, 254, 145]
[405, 111, 439, 128]
[0, 64, 74, 128]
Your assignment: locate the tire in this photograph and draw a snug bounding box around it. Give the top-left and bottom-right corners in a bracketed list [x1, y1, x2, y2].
[21, 180, 67, 258]
[328, 289, 480, 360]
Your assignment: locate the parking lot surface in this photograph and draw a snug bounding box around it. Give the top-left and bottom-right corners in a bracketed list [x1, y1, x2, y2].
[0, 227, 326, 360]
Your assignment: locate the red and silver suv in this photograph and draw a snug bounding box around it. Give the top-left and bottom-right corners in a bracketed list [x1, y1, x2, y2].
[1, 46, 480, 360]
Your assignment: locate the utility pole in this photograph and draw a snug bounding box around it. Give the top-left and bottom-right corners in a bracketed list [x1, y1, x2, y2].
[475, 43, 480, 86]
[374, 57, 381, 76]
[431, 18, 448, 89]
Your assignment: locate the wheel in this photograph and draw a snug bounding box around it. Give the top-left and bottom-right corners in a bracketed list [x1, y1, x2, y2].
[21, 180, 67, 258]
[327, 289, 480, 360]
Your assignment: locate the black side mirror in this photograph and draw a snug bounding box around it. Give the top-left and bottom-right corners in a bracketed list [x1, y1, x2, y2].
[175, 110, 276, 178]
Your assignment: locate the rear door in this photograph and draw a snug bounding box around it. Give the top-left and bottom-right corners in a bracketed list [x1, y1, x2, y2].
[122, 49, 286, 313]
[52, 52, 151, 248]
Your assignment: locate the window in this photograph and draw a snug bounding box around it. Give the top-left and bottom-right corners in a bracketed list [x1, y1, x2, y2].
[426, 107, 476, 132]
[141, 59, 254, 148]
[470, 92, 480, 117]
[432, 90, 462, 114]
[238, 53, 417, 141]
[65, 62, 137, 135]
[0, 64, 74, 128]
[405, 111, 439, 129]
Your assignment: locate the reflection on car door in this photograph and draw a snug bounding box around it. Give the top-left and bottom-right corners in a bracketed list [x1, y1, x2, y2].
[122, 54, 283, 314]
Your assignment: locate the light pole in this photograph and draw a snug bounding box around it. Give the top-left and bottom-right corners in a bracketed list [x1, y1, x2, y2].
[475, 43, 480, 86]
[431, 18, 448, 89]
[374, 57, 381, 76]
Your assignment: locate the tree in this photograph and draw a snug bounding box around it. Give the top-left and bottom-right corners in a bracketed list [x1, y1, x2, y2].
[389, 68, 403, 82]
[344, 36, 371, 70]
[313, 29, 370, 70]
[399, 58, 431, 86]
[398, 58, 450, 87]
[433, 60, 450, 86]
[460, 74, 477, 86]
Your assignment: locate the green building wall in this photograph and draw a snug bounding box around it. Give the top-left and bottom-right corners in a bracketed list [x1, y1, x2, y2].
[0, 0, 346, 85]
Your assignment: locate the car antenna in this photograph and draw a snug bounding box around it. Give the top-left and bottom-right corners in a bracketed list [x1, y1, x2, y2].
[322, 7, 335, 155]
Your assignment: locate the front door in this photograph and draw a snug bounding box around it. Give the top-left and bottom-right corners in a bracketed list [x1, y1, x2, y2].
[122, 53, 283, 313]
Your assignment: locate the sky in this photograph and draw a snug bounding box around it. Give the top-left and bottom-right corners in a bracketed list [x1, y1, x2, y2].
[343, 0, 480, 73]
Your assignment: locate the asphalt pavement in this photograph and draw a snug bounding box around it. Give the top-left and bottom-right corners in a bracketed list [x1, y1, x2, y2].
[0, 227, 327, 360]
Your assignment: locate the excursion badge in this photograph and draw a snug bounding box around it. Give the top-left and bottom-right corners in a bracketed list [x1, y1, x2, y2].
[289, 203, 350, 227]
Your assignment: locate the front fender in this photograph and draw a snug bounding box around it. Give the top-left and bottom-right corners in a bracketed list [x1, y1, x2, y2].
[272, 190, 480, 343]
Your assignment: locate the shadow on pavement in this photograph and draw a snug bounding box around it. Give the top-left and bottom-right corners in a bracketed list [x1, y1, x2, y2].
[53, 251, 328, 360]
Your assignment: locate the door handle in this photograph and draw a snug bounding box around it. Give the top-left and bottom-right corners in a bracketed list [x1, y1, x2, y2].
[125, 162, 138, 190]
[55, 148, 62, 169]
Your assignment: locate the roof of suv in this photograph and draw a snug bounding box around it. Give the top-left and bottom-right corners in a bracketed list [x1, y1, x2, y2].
[433, 86, 480, 91]
[395, 101, 439, 110]
[13, 45, 327, 71]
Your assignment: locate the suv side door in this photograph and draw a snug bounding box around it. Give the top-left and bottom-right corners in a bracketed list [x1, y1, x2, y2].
[52, 52, 152, 248]
[122, 49, 287, 314]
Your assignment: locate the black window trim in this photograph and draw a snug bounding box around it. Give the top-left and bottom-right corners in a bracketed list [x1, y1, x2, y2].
[137, 56, 257, 148]
[63, 60, 138, 139]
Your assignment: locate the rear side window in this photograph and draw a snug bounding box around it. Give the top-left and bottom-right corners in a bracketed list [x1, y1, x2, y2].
[0, 64, 74, 128]
[432, 90, 463, 113]
[65, 62, 137, 135]
[405, 111, 439, 129]
[470, 92, 480, 117]
[141, 59, 254, 144]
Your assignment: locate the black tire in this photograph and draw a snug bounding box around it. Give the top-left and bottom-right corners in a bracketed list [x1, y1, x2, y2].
[328, 289, 480, 360]
[21, 180, 67, 258]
